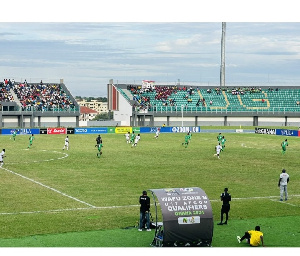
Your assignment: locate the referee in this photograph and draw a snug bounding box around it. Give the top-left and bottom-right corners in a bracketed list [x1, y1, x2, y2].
[217, 188, 231, 225]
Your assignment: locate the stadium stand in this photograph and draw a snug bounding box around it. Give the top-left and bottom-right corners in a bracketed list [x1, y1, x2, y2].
[120, 85, 300, 113]
[13, 81, 76, 111]
[0, 79, 80, 128]
[109, 81, 300, 126]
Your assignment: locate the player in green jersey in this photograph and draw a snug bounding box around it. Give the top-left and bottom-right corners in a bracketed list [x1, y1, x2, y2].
[12, 130, 17, 141]
[97, 143, 103, 158]
[27, 134, 35, 149]
[281, 139, 288, 154]
[130, 131, 136, 144]
[182, 133, 190, 148]
[217, 133, 222, 143]
[221, 136, 226, 151]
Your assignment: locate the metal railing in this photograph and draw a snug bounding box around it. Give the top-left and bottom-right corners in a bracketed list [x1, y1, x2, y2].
[134, 105, 300, 114]
[1, 105, 79, 113]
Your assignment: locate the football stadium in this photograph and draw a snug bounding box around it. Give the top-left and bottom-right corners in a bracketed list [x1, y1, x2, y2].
[0, 77, 299, 249]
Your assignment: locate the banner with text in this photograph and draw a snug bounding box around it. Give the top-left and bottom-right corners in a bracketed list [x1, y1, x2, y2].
[255, 128, 276, 135]
[47, 128, 67, 135]
[74, 127, 108, 134]
[115, 127, 132, 134]
[1, 128, 40, 135]
[171, 126, 200, 133]
[276, 129, 298, 137]
[150, 187, 213, 246]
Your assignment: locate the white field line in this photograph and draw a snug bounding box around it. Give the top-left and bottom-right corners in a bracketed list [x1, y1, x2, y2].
[270, 199, 300, 207]
[0, 195, 299, 216]
[6, 150, 69, 165]
[0, 166, 97, 208]
[0, 205, 139, 216]
[219, 195, 300, 201]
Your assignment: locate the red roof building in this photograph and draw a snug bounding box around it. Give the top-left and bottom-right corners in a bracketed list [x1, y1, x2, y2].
[80, 106, 98, 121]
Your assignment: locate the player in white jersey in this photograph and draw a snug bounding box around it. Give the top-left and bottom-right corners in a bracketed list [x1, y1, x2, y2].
[125, 132, 130, 144]
[0, 149, 6, 167]
[154, 128, 160, 139]
[214, 143, 222, 159]
[63, 136, 69, 150]
[132, 134, 141, 147]
[278, 169, 289, 201]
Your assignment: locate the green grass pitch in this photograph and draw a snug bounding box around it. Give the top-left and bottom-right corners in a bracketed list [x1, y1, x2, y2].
[0, 130, 299, 247]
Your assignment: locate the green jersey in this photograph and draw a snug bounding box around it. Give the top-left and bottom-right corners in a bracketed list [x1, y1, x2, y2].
[221, 138, 226, 145]
[97, 143, 103, 158]
[12, 131, 17, 141]
[185, 135, 189, 142]
[281, 141, 288, 149]
[29, 136, 34, 143]
[130, 133, 136, 142]
[28, 135, 35, 148]
[217, 134, 222, 142]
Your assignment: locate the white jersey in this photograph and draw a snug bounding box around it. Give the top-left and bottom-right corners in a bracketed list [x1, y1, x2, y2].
[65, 137, 69, 145]
[125, 133, 130, 140]
[135, 135, 140, 144]
[0, 150, 5, 161]
[216, 145, 222, 154]
[279, 172, 289, 186]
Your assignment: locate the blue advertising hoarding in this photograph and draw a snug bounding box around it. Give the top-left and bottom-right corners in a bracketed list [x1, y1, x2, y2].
[171, 126, 200, 133]
[276, 129, 298, 137]
[139, 127, 201, 133]
[140, 127, 153, 133]
[74, 127, 108, 134]
[1, 128, 40, 135]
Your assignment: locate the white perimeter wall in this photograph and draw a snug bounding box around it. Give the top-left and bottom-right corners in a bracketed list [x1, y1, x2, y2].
[227, 117, 253, 126]
[258, 117, 286, 126]
[113, 95, 131, 126]
[286, 117, 300, 127]
[2, 116, 18, 127]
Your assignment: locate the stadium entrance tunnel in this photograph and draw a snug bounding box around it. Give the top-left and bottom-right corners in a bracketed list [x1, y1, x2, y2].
[149, 187, 213, 247]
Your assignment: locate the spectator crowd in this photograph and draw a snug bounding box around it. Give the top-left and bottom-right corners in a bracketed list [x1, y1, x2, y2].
[1, 78, 76, 111]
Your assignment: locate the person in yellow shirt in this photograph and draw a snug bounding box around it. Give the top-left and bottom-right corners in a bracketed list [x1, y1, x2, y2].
[237, 226, 264, 247]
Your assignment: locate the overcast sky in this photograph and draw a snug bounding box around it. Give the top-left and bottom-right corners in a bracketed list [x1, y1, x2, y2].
[0, 1, 300, 97]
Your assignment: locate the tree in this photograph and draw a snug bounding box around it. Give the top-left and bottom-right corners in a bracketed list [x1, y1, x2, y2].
[75, 96, 107, 102]
[92, 112, 113, 120]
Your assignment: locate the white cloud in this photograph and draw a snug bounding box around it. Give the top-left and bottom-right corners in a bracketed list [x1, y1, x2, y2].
[1, 22, 300, 97]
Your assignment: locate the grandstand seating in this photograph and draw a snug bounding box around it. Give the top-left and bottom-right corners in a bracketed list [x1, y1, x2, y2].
[0, 80, 78, 112]
[120, 85, 300, 113]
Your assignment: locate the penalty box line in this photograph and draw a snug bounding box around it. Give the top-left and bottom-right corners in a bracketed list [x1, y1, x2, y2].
[0, 195, 300, 216]
[0, 166, 97, 208]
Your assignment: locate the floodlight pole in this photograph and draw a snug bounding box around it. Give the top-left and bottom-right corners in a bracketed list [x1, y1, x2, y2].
[220, 22, 226, 87]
